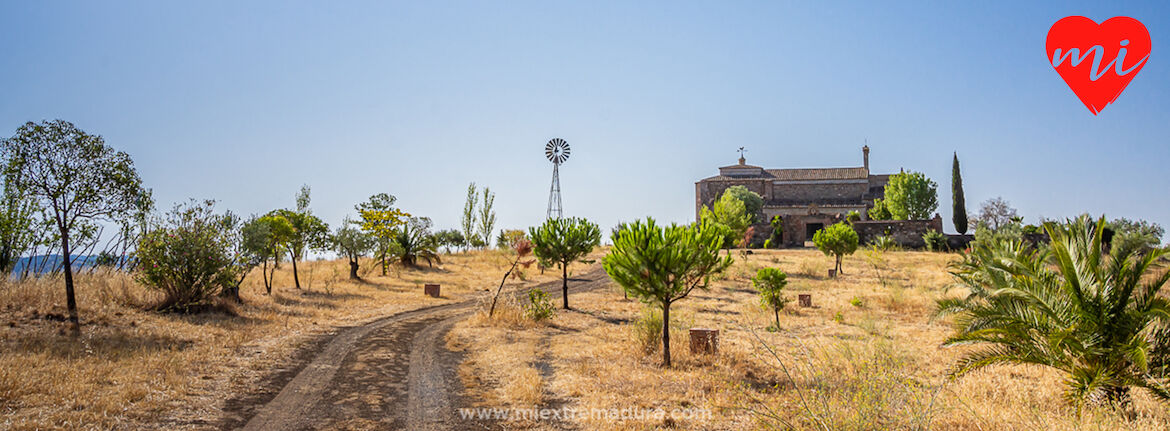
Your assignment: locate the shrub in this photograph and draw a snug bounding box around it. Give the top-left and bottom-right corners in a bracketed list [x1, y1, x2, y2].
[813, 222, 859, 276]
[845, 210, 861, 224]
[135, 200, 239, 311]
[753, 268, 788, 330]
[769, 215, 784, 247]
[850, 296, 864, 307]
[700, 193, 750, 248]
[922, 230, 948, 252]
[523, 288, 555, 322]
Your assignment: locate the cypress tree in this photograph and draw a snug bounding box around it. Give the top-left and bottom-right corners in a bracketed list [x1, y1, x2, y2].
[952, 152, 968, 234]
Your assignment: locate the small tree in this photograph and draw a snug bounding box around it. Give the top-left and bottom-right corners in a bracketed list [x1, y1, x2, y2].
[243, 214, 294, 294]
[135, 200, 239, 311]
[952, 152, 969, 234]
[271, 207, 329, 289]
[477, 187, 497, 247]
[488, 238, 535, 317]
[333, 218, 374, 279]
[722, 185, 764, 223]
[753, 268, 788, 330]
[884, 171, 939, 220]
[768, 215, 783, 248]
[433, 229, 466, 254]
[530, 217, 602, 309]
[356, 193, 409, 274]
[221, 212, 262, 302]
[2, 120, 146, 335]
[390, 216, 441, 267]
[845, 210, 861, 224]
[461, 183, 478, 251]
[603, 218, 733, 367]
[813, 222, 859, 276]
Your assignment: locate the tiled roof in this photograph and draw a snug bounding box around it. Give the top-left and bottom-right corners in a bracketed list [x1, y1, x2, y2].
[767, 167, 868, 181]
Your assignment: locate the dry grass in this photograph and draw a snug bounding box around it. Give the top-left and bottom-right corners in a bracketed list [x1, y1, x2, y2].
[449, 248, 1170, 430]
[0, 249, 563, 430]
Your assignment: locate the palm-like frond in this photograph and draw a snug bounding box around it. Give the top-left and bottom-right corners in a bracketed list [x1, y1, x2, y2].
[938, 215, 1170, 408]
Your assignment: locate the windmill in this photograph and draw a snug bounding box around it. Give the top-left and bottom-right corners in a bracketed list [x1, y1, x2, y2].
[545, 138, 570, 219]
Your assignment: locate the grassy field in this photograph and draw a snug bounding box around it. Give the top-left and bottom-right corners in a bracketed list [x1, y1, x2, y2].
[450, 248, 1170, 430]
[0, 250, 565, 430]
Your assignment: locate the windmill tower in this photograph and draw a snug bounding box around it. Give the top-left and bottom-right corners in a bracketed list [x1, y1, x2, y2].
[545, 138, 570, 219]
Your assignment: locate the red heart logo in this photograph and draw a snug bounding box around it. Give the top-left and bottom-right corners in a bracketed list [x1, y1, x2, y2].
[1046, 16, 1151, 115]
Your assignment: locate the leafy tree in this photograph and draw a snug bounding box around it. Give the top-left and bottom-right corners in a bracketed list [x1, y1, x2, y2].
[390, 216, 440, 267]
[868, 198, 892, 221]
[271, 186, 330, 289]
[884, 171, 939, 220]
[845, 210, 861, 224]
[0, 178, 40, 274]
[333, 217, 374, 279]
[2, 120, 146, 335]
[461, 182, 478, 251]
[699, 192, 751, 248]
[722, 185, 764, 223]
[135, 200, 239, 311]
[602, 218, 733, 367]
[496, 229, 527, 250]
[243, 214, 294, 294]
[768, 215, 783, 248]
[952, 152, 969, 234]
[433, 229, 465, 254]
[753, 268, 788, 330]
[937, 216, 1170, 409]
[813, 222, 859, 275]
[1108, 217, 1164, 252]
[220, 212, 262, 301]
[355, 193, 409, 274]
[477, 186, 497, 247]
[976, 197, 1018, 230]
[529, 217, 602, 309]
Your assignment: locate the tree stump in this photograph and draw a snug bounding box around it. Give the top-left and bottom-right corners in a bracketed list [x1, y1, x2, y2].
[424, 284, 440, 298]
[827, 269, 837, 278]
[798, 294, 812, 308]
[689, 328, 718, 355]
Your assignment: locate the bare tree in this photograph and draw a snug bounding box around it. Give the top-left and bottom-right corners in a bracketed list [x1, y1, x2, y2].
[977, 197, 1019, 230]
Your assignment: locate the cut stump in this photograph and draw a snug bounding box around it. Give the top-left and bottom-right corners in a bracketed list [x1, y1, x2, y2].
[424, 284, 440, 298]
[689, 328, 719, 355]
[798, 294, 812, 308]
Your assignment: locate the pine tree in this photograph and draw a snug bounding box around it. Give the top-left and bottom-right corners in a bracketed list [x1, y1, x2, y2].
[952, 152, 968, 234]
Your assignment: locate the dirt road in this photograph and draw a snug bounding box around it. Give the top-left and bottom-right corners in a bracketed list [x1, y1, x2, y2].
[229, 266, 611, 430]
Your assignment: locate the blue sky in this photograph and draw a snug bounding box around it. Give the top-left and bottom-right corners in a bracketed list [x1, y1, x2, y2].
[1, 1, 1168, 242]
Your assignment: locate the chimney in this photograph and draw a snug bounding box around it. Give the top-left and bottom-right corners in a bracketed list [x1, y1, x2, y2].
[862, 145, 870, 171]
[738, 155, 746, 166]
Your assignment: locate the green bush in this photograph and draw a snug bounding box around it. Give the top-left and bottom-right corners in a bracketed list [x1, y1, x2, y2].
[753, 267, 788, 330]
[868, 235, 899, 251]
[922, 230, 948, 252]
[523, 288, 556, 322]
[135, 200, 239, 311]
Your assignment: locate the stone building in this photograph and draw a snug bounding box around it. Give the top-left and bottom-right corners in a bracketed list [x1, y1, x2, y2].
[695, 146, 892, 246]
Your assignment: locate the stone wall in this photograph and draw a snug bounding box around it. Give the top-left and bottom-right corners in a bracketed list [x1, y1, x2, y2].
[851, 215, 944, 248]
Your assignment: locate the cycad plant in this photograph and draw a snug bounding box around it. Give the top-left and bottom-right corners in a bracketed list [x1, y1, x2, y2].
[937, 215, 1170, 409]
